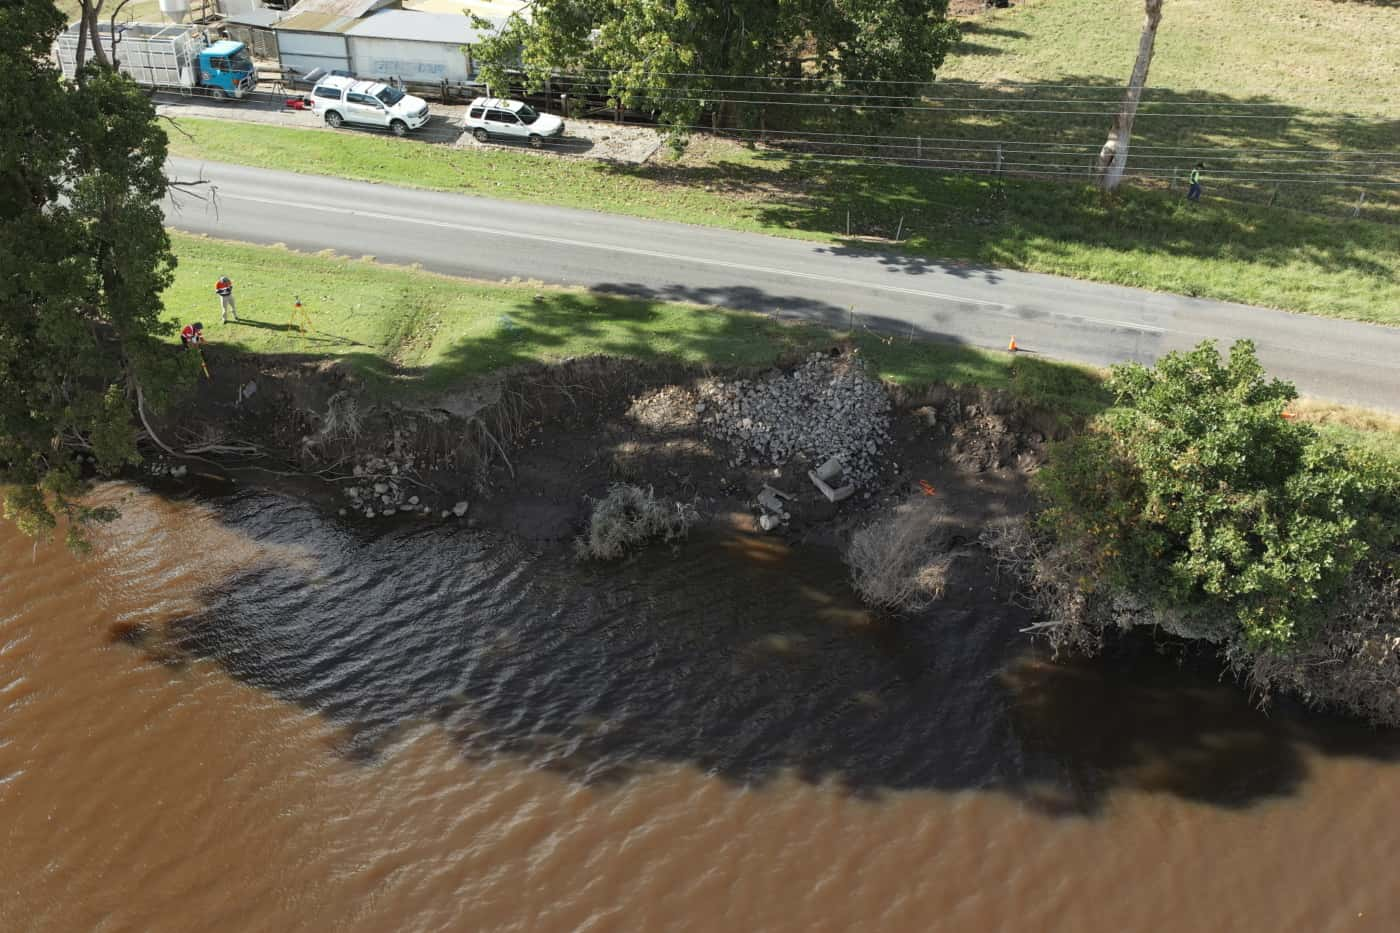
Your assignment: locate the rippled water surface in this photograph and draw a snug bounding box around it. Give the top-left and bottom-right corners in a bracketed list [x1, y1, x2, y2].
[3, 486, 1399, 932]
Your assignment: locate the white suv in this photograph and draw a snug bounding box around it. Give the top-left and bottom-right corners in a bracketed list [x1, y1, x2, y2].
[463, 97, 564, 148]
[311, 75, 430, 136]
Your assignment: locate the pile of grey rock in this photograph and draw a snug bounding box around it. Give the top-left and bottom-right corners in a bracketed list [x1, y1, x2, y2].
[145, 456, 188, 479]
[696, 352, 891, 488]
[342, 453, 432, 518]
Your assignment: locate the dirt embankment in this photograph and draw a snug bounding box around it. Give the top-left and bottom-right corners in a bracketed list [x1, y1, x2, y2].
[145, 345, 1065, 557]
[139, 341, 1069, 624]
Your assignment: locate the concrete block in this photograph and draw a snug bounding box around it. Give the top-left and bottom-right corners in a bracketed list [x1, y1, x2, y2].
[815, 456, 844, 483]
[808, 470, 856, 503]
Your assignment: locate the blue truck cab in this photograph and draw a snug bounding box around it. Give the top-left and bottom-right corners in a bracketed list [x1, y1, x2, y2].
[197, 40, 257, 98]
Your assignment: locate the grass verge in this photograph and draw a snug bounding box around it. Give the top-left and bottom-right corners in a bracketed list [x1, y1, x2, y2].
[165, 232, 1107, 416]
[166, 233, 1397, 459]
[167, 118, 1400, 325]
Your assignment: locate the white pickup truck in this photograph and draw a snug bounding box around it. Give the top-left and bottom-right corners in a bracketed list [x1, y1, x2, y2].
[311, 74, 430, 136]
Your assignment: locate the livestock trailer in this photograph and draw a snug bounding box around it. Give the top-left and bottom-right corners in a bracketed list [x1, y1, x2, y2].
[53, 22, 257, 98]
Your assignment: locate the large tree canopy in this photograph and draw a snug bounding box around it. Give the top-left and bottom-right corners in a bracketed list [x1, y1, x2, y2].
[472, 0, 960, 131]
[1, 0, 190, 548]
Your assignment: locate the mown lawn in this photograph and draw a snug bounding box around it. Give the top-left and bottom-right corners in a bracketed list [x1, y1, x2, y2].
[165, 232, 1109, 415]
[166, 233, 1397, 458]
[167, 119, 1400, 326]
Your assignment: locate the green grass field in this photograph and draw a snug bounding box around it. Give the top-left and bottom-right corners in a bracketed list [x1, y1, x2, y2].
[943, 0, 1397, 115]
[167, 119, 1400, 326]
[53, 0, 166, 25]
[165, 233, 1398, 461]
[927, 0, 1400, 219]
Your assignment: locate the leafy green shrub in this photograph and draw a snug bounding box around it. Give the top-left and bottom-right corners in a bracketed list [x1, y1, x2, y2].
[1036, 340, 1397, 651]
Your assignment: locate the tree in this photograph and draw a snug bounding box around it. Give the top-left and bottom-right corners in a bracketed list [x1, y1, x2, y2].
[470, 0, 960, 135]
[1036, 340, 1396, 651]
[1, 0, 192, 549]
[1095, 0, 1163, 191]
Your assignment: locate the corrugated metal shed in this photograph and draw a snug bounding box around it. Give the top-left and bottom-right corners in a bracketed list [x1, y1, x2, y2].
[345, 10, 489, 43]
[285, 0, 399, 17]
[276, 11, 361, 33]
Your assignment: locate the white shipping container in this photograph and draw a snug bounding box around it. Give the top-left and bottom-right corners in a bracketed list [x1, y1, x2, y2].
[348, 37, 473, 86]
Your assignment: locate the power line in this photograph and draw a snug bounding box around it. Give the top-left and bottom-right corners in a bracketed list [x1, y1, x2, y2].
[563, 80, 1371, 111]
[644, 123, 1400, 166]
[559, 76, 1397, 113]
[627, 121, 1400, 158]
[564, 67, 1397, 111]
[558, 88, 1390, 120]
[614, 131, 1397, 182]
[784, 152, 1400, 186]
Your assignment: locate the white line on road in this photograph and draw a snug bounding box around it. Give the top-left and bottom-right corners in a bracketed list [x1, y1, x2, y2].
[210, 190, 1175, 336]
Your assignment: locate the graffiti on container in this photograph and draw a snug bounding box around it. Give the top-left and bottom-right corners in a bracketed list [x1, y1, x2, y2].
[368, 60, 449, 77]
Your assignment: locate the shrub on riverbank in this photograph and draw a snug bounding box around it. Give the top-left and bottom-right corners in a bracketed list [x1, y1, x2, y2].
[1036, 340, 1396, 652]
[576, 484, 698, 560]
[1013, 340, 1400, 721]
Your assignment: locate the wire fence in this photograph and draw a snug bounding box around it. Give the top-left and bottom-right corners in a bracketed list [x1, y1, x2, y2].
[510, 72, 1400, 223]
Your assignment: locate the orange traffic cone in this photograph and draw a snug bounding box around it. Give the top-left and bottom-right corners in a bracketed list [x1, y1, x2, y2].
[1008, 336, 1019, 352]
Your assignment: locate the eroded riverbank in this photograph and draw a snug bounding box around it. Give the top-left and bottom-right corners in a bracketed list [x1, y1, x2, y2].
[9, 348, 1399, 930]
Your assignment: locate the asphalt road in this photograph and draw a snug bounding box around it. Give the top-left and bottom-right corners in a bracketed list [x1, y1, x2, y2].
[164, 157, 1400, 411]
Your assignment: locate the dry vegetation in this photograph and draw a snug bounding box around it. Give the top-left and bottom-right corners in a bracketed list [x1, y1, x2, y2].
[576, 484, 698, 560]
[846, 498, 957, 612]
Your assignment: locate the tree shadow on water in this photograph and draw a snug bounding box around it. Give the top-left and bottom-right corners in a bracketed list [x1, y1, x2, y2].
[139, 490, 1400, 818]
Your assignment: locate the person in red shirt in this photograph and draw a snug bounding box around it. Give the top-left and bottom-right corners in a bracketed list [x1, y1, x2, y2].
[180, 322, 204, 349]
[215, 275, 238, 323]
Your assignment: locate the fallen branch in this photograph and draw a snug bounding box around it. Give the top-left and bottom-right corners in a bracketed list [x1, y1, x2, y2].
[136, 385, 182, 458]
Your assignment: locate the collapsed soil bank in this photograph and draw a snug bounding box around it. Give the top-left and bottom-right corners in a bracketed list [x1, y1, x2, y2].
[137, 344, 1400, 728]
[147, 346, 1062, 551]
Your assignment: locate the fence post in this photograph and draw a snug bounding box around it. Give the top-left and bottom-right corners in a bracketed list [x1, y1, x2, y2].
[846, 209, 850, 236]
[895, 216, 904, 242]
[996, 144, 1004, 177]
[1269, 184, 1280, 207]
[545, 76, 551, 113]
[1352, 190, 1367, 219]
[917, 136, 922, 159]
[1171, 167, 1178, 190]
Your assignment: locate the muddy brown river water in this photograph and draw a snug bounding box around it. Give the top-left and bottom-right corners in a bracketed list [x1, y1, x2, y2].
[3, 484, 1399, 932]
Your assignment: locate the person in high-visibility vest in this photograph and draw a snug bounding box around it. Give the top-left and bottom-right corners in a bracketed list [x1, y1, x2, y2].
[180, 321, 205, 349]
[1187, 163, 1204, 203]
[215, 275, 239, 323]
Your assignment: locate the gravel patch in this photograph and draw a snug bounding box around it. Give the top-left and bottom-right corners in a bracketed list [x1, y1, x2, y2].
[696, 352, 892, 488]
[456, 117, 663, 163]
